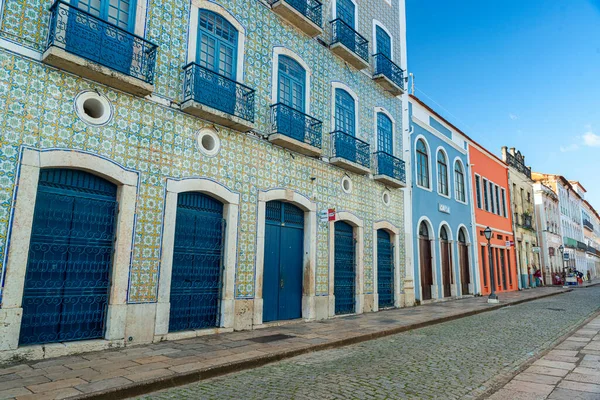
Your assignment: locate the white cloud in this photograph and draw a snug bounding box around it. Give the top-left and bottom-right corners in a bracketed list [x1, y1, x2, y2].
[509, 113, 518, 120]
[560, 144, 580, 152]
[583, 131, 600, 147]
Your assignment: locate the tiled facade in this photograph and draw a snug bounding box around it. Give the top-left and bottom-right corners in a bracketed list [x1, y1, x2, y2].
[0, 0, 411, 359]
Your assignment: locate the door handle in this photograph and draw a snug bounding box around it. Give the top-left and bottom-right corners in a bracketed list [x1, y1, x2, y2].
[280, 279, 284, 289]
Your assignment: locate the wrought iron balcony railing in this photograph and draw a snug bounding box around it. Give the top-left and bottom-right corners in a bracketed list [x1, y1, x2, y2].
[373, 53, 405, 91]
[267, 0, 322, 27]
[577, 240, 588, 251]
[330, 131, 370, 168]
[373, 151, 406, 184]
[47, 0, 158, 84]
[330, 19, 369, 63]
[270, 103, 322, 149]
[584, 219, 594, 231]
[183, 63, 255, 123]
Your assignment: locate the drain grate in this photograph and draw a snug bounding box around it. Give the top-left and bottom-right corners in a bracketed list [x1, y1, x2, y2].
[248, 334, 295, 343]
[547, 308, 566, 312]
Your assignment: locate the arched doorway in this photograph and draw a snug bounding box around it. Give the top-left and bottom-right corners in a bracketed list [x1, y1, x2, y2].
[263, 201, 304, 322]
[377, 229, 394, 308]
[20, 169, 118, 345]
[458, 229, 470, 295]
[419, 221, 433, 301]
[334, 221, 356, 314]
[440, 226, 452, 298]
[169, 192, 225, 332]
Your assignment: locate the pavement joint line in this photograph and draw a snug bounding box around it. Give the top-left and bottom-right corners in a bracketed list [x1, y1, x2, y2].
[475, 307, 600, 399]
[63, 288, 573, 400]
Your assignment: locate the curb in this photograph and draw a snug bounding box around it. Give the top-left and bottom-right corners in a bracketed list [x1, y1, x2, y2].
[72, 288, 573, 400]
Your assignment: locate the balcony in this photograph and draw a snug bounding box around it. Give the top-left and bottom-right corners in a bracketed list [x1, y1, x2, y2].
[268, 0, 323, 37]
[564, 237, 578, 249]
[330, 131, 370, 175]
[181, 63, 255, 132]
[330, 19, 369, 70]
[373, 151, 406, 188]
[269, 103, 322, 157]
[372, 53, 405, 96]
[584, 219, 594, 231]
[577, 241, 588, 251]
[42, 1, 157, 97]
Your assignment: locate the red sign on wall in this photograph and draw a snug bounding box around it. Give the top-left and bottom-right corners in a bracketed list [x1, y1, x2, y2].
[328, 208, 336, 221]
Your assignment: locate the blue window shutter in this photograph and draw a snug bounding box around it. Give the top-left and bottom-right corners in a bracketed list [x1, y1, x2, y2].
[336, 0, 355, 28]
[377, 113, 393, 154]
[278, 55, 306, 112]
[376, 26, 391, 59]
[197, 10, 238, 80]
[335, 88, 355, 136]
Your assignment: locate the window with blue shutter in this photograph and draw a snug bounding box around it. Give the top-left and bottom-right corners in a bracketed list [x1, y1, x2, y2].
[336, 0, 355, 28]
[197, 10, 238, 80]
[72, 0, 136, 32]
[335, 88, 355, 136]
[278, 56, 306, 112]
[375, 26, 391, 59]
[377, 112, 393, 154]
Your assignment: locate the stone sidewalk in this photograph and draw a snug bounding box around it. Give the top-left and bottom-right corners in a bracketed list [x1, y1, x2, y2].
[0, 287, 570, 400]
[487, 313, 600, 400]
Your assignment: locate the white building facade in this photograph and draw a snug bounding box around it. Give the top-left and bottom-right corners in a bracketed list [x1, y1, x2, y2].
[533, 183, 563, 284]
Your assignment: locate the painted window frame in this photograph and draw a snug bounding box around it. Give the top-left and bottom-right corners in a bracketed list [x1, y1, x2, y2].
[436, 148, 449, 198]
[333, 0, 358, 28]
[330, 82, 359, 136]
[501, 188, 507, 217]
[187, 0, 246, 82]
[453, 158, 467, 204]
[373, 20, 393, 60]
[271, 47, 312, 114]
[483, 178, 490, 212]
[375, 109, 394, 155]
[475, 174, 482, 209]
[415, 136, 432, 191]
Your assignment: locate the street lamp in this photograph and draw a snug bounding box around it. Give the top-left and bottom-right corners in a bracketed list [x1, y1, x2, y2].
[484, 227, 499, 303]
[558, 245, 568, 288]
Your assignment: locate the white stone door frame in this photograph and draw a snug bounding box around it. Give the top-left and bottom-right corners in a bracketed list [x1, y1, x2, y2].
[0, 148, 138, 351]
[328, 211, 364, 317]
[456, 225, 474, 295]
[415, 217, 438, 302]
[253, 189, 317, 326]
[154, 178, 240, 338]
[372, 221, 401, 311]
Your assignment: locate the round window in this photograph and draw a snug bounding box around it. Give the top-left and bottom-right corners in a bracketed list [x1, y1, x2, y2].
[197, 128, 221, 156]
[74, 91, 113, 126]
[341, 176, 352, 194]
[382, 191, 391, 206]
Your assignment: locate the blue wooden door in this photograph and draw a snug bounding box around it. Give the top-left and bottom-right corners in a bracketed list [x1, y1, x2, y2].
[377, 230, 394, 308]
[195, 9, 238, 115]
[337, 0, 355, 27]
[334, 221, 355, 315]
[20, 169, 117, 346]
[169, 192, 224, 332]
[375, 26, 391, 59]
[66, 0, 136, 76]
[277, 55, 306, 142]
[263, 201, 304, 322]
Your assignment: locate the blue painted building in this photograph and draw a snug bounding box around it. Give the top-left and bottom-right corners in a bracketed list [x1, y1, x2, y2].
[409, 96, 479, 302]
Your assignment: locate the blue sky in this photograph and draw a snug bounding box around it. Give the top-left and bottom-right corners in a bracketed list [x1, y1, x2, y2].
[406, 0, 600, 208]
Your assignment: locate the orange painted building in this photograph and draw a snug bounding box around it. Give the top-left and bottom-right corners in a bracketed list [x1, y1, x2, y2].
[468, 141, 519, 295]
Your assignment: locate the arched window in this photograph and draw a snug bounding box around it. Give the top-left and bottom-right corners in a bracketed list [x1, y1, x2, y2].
[278, 55, 306, 112]
[197, 10, 238, 80]
[458, 229, 466, 244]
[375, 26, 391, 59]
[416, 139, 430, 188]
[437, 151, 448, 196]
[337, 0, 355, 28]
[335, 88, 356, 136]
[419, 221, 429, 238]
[440, 226, 448, 241]
[455, 161, 466, 202]
[377, 112, 393, 154]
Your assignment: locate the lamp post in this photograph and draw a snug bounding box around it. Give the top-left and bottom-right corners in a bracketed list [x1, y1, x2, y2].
[484, 227, 499, 303]
[559, 245, 568, 288]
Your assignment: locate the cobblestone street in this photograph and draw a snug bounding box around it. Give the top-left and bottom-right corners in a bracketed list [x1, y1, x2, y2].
[139, 288, 600, 400]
